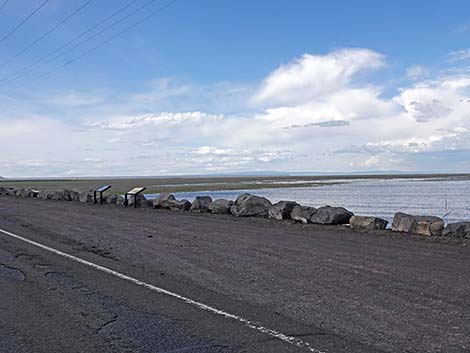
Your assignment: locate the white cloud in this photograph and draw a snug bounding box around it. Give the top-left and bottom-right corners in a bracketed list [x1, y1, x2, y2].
[406, 65, 428, 80]
[254, 48, 385, 105]
[3, 48, 470, 177]
[448, 49, 470, 62]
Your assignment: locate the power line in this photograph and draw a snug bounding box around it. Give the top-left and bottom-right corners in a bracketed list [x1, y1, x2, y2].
[22, 0, 178, 86]
[0, 0, 50, 44]
[0, 0, 9, 14]
[0, 0, 95, 70]
[0, 0, 139, 85]
[0, 0, 160, 86]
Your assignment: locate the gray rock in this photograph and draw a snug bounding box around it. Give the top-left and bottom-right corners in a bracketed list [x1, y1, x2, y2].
[16, 187, 39, 198]
[105, 194, 119, 205]
[79, 190, 94, 203]
[443, 222, 470, 238]
[310, 206, 354, 225]
[59, 189, 80, 201]
[126, 193, 146, 207]
[268, 201, 299, 220]
[190, 196, 213, 212]
[208, 199, 234, 214]
[290, 205, 317, 223]
[37, 190, 52, 200]
[350, 215, 388, 230]
[0, 186, 14, 196]
[168, 199, 192, 211]
[392, 212, 444, 236]
[153, 193, 176, 209]
[140, 197, 154, 208]
[115, 195, 125, 207]
[51, 191, 67, 201]
[230, 193, 273, 217]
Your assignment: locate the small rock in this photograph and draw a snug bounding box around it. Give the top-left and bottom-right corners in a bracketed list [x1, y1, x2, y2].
[350, 215, 388, 230]
[392, 212, 444, 236]
[290, 205, 317, 223]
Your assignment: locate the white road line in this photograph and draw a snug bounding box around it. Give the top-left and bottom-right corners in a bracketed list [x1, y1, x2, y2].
[0, 227, 326, 353]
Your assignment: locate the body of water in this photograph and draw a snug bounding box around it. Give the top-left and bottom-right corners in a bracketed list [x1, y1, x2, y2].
[148, 177, 470, 224]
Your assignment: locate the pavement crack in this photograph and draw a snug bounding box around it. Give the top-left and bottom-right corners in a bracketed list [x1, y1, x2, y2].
[96, 315, 118, 334]
[0, 263, 26, 281]
[160, 344, 230, 352]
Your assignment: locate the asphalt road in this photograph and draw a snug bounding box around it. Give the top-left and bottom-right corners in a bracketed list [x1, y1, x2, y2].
[0, 196, 469, 353]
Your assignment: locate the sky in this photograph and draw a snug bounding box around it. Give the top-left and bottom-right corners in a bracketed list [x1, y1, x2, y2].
[1, 0, 470, 177]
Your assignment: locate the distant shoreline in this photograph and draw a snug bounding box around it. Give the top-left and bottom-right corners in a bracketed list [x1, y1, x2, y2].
[1, 173, 469, 194]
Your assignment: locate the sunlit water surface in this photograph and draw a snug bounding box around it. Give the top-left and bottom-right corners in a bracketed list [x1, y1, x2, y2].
[148, 177, 470, 224]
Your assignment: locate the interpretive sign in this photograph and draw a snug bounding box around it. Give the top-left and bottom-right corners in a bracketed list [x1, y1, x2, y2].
[94, 185, 111, 204]
[124, 187, 146, 208]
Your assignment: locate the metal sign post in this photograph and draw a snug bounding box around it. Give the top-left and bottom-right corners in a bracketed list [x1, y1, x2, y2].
[124, 187, 146, 208]
[94, 185, 111, 204]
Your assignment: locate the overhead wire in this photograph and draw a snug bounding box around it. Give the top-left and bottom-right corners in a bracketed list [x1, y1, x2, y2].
[0, 0, 161, 86]
[0, 0, 96, 70]
[32, 0, 178, 84]
[0, 0, 50, 44]
[0, 0, 9, 15]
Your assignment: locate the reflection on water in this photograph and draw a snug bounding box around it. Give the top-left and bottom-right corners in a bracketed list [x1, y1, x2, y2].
[148, 178, 470, 223]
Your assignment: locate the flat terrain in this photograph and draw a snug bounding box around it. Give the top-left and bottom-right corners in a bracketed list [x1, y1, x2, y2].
[0, 196, 470, 352]
[1, 173, 469, 194]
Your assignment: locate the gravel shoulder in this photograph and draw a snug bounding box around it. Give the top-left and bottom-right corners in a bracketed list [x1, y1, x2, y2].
[0, 196, 469, 353]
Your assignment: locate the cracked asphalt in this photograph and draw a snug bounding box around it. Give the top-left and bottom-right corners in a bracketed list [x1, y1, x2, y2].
[0, 196, 470, 353]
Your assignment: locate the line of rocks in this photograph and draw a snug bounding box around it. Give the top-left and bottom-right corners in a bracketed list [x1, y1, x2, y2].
[1, 186, 468, 238]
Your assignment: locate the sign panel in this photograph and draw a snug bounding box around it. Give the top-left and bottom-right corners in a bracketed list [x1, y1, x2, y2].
[127, 187, 146, 195]
[96, 185, 111, 193]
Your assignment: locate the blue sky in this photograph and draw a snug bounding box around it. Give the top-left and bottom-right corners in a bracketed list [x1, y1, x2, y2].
[1, 0, 470, 177]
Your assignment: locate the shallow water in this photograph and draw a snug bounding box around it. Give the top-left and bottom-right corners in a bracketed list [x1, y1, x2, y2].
[148, 177, 470, 223]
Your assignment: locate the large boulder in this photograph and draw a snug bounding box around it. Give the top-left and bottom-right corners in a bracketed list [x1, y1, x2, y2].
[79, 190, 94, 203]
[37, 190, 53, 200]
[105, 194, 119, 205]
[168, 199, 192, 211]
[230, 193, 272, 217]
[310, 206, 354, 225]
[140, 197, 154, 208]
[443, 222, 470, 238]
[208, 199, 234, 214]
[51, 190, 68, 201]
[392, 212, 444, 236]
[63, 189, 80, 201]
[16, 187, 39, 198]
[290, 205, 317, 223]
[115, 195, 125, 207]
[126, 193, 146, 207]
[268, 201, 298, 220]
[350, 215, 388, 230]
[0, 186, 14, 196]
[153, 193, 176, 209]
[190, 196, 213, 212]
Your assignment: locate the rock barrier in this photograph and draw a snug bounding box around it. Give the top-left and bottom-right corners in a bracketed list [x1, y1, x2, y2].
[0, 186, 467, 238]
